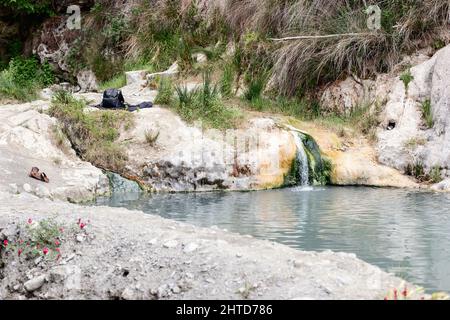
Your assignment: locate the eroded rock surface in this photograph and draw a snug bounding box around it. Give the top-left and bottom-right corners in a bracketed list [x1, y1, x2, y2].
[377, 45, 450, 183]
[0, 102, 109, 202]
[119, 109, 297, 192]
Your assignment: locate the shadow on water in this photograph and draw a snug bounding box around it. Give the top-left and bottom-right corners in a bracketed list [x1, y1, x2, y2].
[94, 186, 450, 293]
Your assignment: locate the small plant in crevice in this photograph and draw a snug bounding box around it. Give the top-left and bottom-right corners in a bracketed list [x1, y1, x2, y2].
[405, 162, 442, 184]
[421, 99, 434, 128]
[144, 129, 160, 146]
[400, 69, 414, 93]
[405, 161, 426, 181]
[404, 137, 427, 150]
[429, 165, 443, 184]
[237, 281, 257, 299]
[154, 77, 174, 105]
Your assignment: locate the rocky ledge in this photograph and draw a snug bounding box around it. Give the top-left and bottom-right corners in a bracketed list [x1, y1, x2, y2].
[0, 191, 409, 300]
[0, 101, 109, 203]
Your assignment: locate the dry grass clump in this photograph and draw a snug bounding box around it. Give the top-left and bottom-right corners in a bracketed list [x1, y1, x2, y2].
[220, 0, 450, 96]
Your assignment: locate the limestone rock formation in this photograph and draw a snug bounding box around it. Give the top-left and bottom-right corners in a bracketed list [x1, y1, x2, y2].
[118, 108, 298, 192]
[376, 45, 450, 183]
[76, 70, 98, 93]
[0, 101, 109, 202]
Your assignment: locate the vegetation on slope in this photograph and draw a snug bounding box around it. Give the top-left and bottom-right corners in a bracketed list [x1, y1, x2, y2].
[1, 0, 449, 134]
[0, 56, 55, 101]
[48, 91, 133, 172]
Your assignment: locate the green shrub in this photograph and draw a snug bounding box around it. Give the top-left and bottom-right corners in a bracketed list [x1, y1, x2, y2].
[173, 72, 242, 129]
[430, 166, 443, 184]
[421, 99, 434, 128]
[99, 74, 127, 91]
[26, 218, 63, 249]
[127, 0, 228, 72]
[0, 69, 38, 101]
[2, 0, 53, 14]
[154, 78, 174, 105]
[400, 69, 414, 92]
[102, 14, 130, 45]
[0, 56, 55, 102]
[405, 161, 426, 181]
[220, 63, 235, 98]
[244, 75, 266, 102]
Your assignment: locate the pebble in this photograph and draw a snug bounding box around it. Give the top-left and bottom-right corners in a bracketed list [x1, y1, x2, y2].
[171, 285, 181, 294]
[65, 253, 76, 263]
[23, 184, 32, 193]
[293, 260, 303, 268]
[76, 234, 85, 243]
[9, 184, 18, 194]
[35, 186, 51, 198]
[183, 242, 199, 253]
[121, 287, 135, 300]
[34, 256, 43, 265]
[24, 275, 46, 292]
[163, 240, 178, 248]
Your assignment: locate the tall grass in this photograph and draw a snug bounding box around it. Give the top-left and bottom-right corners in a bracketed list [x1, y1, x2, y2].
[125, 0, 225, 71]
[98, 73, 127, 91]
[219, 63, 235, 98]
[154, 77, 175, 105]
[219, 0, 450, 96]
[172, 72, 242, 129]
[421, 99, 434, 128]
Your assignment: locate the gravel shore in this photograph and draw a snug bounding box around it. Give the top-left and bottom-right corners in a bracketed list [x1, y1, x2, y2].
[0, 192, 407, 300]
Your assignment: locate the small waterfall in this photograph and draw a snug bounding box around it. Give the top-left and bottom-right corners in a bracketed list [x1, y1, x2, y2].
[290, 131, 310, 186]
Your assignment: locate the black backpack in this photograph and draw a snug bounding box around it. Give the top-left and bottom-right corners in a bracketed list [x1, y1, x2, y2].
[101, 89, 125, 109]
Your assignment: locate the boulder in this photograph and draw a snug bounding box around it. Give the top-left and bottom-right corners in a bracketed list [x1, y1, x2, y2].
[24, 275, 46, 292]
[320, 77, 366, 115]
[432, 179, 450, 192]
[125, 70, 147, 86]
[193, 53, 208, 64]
[31, 17, 80, 75]
[146, 62, 179, 83]
[77, 70, 98, 93]
[376, 45, 450, 177]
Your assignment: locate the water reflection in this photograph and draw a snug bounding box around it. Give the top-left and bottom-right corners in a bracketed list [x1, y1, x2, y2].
[95, 187, 450, 292]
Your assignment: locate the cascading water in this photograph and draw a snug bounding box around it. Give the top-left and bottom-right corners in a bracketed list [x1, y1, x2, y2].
[290, 131, 310, 186]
